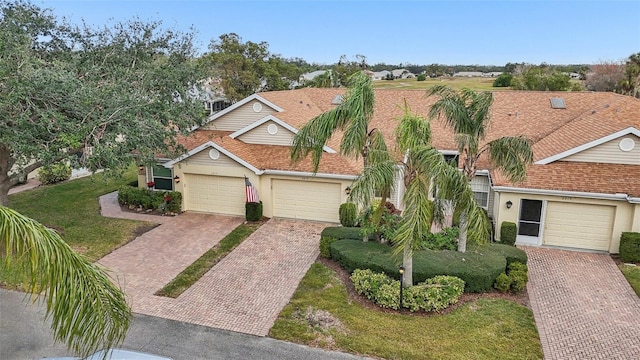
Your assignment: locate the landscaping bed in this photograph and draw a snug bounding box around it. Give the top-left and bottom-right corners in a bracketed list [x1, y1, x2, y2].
[270, 261, 542, 360]
[329, 239, 525, 293]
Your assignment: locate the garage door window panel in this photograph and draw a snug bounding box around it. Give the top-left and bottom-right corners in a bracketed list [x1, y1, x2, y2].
[518, 199, 542, 237]
[152, 165, 173, 190]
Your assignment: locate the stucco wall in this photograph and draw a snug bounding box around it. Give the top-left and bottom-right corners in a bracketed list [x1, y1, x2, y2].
[493, 190, 636, 253]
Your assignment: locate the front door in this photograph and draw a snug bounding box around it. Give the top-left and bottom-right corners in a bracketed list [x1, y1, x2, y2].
[516, 199, 544, 245]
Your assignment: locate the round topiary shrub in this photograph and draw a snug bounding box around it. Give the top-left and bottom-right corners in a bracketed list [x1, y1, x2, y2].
[500, 221, 517, 246]
[339, 203, 357, 227]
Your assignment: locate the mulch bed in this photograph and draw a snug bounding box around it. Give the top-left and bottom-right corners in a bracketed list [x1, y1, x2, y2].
[610, 254, 640, 266]
[317, 256, 530, 316]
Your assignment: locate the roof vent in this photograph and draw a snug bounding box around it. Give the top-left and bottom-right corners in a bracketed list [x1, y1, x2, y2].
[550, 97, 566, 109]
[331, 95, 344, 105]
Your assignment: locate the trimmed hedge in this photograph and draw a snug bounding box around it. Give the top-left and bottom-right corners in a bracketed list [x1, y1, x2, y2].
[330, 240, 506, 292]
[320, 226, 366, 258]
[484, 243, 527, 266]
[321, 226, 365, 240]
[500, 222, 517, 246]
[245, 201, 263, 221]
[620, 232, 640, 262]
[339, 203, 357, 227]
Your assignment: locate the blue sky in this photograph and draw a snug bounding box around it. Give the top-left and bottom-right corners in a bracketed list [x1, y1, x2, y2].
[36, 0, 640, 66]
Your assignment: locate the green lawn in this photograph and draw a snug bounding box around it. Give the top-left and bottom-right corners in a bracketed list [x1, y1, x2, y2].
[271, 263, 542, 360]
[620, 264, 640, 297]
[6, 169, 151, 262]
[372, 76, 500, 91]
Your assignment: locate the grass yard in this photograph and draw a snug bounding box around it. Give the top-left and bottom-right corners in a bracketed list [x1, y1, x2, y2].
[5, 168, 151, 262]
[156, 222, 262, 298]
[372, 76, 500, 91]
[271, 262, 542, 360]
[620, 264, 640, 297]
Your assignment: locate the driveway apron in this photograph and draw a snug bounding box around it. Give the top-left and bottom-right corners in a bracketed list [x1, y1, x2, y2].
[524, 247, 640, 359]
[99, 195, 327, 336]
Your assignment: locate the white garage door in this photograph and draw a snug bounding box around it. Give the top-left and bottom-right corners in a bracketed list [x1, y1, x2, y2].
[184, 174, 246, 216]
[544, 202, 614, 251]
[272, 179, 341, 223]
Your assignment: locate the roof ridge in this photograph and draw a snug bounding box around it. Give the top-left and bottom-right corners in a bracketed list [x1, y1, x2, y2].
[529, 94, 628, 144]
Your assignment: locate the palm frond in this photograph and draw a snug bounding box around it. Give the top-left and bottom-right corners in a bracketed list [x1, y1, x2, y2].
[290, 71, 374, 172]
[486, 136, 534, 183]
[0, 206, 130, 357]
[395, 102, 431, 152]
[347, 159, 396, 208]
[392, 174, 433, 257]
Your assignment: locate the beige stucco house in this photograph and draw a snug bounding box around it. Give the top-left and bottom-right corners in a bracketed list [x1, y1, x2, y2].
[140, 88, 640, 253]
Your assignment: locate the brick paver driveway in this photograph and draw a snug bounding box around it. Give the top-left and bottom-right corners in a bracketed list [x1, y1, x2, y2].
[525, 247, 640, 359]
[99, 196, 327, 336]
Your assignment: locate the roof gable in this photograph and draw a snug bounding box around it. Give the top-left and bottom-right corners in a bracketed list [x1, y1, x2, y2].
[163, 141, 262, 175]
[229, 115, 336, 153]
[200, 94, 283, 129]
[536, 127, 640, 164]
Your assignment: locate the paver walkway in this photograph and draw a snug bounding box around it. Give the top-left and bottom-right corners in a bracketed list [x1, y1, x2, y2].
[524, 247, 640, 359]
[99, 192, 328, 336]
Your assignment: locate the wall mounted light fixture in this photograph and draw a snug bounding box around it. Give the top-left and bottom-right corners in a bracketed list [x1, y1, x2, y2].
[506, 200, 513, 209]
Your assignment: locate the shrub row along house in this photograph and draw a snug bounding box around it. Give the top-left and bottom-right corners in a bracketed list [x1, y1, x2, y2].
[139, 88, 640, 254]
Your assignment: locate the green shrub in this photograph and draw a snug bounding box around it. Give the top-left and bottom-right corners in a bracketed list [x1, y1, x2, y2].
[164, 191, 182, 213]
[494, 273, 512, 293]
[351, 269, 394, 300]
[500, 222, 517, 246]
[332, 240, 506, 292]
[38, 163, 72, 184]
[339, 203, 357, 227]
[116, 186, 181, 213]
[507, 262, 529, 293]
[350, 269, 464, 312]
[319, 236, 337, 258]
[321, 226, 365, 240]
[486, 243, 527, 267]
[416, 74, 427, 81]
[620, 232, 640, 262]
[245, 201, 263, 221]
[493, 73, 513, 87]
[510, 271, 528, 293]
[422, 227, 458, 251]
[357, 201, 403, 242]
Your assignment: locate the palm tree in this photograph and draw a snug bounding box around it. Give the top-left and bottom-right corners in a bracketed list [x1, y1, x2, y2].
[291, 71, 385, 171]
[291, 71, 390, 235]
[349, 106, 490, 286]
[0, 206, 130, 357]
[428, 85, 533, 252]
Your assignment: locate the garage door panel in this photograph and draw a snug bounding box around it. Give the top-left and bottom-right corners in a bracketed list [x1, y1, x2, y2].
[185, 174, 245, 215]
[273, 180, 341, 222]
[543, 202, 614, 251]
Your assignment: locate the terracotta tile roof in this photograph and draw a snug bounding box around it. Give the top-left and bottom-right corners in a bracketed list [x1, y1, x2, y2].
[175, 88, 640, 196]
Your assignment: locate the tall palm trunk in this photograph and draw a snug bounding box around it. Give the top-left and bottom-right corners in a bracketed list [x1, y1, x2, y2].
[402, 246, 413, 287]
[458, 213, 468, 253]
